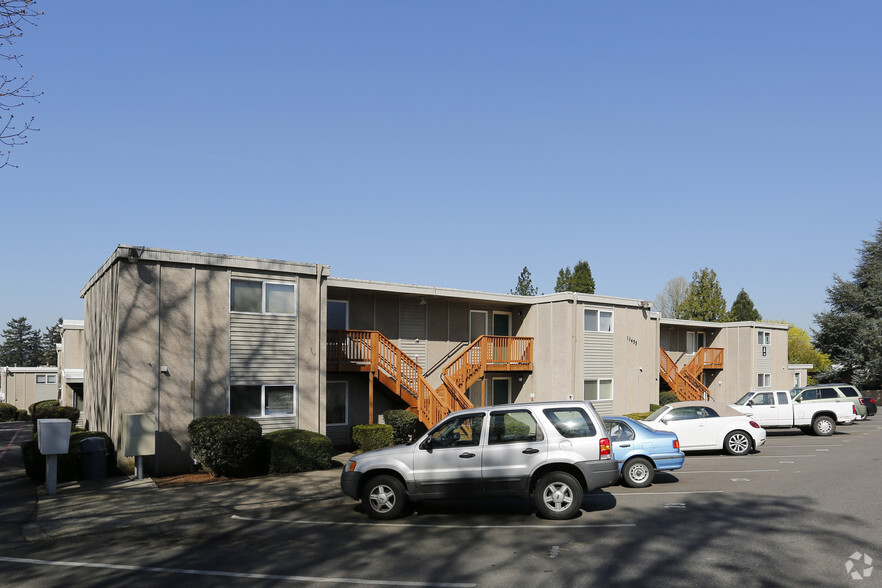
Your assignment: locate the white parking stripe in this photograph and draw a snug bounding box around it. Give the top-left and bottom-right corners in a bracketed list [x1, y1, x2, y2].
[0, 555, 476, 587]
[231, 514, 636, 529]
[676, 469, 779, 474]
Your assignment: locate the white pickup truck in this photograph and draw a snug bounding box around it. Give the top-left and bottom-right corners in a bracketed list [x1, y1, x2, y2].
[732, 390, 857, 436]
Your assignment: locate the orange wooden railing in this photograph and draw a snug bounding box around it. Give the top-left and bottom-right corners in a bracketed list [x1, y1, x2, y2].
[328, 331, 533, 429]
[659, 346, 723, 402]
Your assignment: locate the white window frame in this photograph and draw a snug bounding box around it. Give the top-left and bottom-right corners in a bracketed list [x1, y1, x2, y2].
[757, 373, 771, 389]
[229, 383, 297, 418]
[36, 374, 56, 384]
[584, 309, 614, 333]
[584, 378, 614, 401]
[757, 330, 771, 346]
[326, 381, 349, 425]
[230, 279, 298, 316]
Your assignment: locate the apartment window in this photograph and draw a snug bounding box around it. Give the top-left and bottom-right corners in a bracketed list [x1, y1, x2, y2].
[36, 374, 56, 384]
[757, 373, 771, 388]
[230, 384, 296, 417]
[757, 331, 771, 345]
[584, 309, 613, 332]
[327, 381, 348, 425]
[794, 373, 800, 388]
[231, 279, 297, 315]
[584, 378, 613, 401]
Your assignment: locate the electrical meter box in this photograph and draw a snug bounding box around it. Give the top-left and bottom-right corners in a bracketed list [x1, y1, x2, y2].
[122, 413, 156, 457]
[37, 419, 72, 455]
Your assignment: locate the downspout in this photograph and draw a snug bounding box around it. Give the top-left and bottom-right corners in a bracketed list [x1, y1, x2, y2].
[192, 266, 196, 422]
[155, 264, 162, 473]
[316, 265, 325, 433]
[572, 293, 579, 401]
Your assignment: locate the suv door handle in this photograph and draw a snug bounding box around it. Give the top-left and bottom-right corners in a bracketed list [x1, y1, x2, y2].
[619, 444, 631, 448]
[522, 448, 540, 454]
[459, 452, 476, 458]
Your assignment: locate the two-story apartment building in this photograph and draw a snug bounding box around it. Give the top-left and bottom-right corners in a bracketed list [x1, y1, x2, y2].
[78, 245, 791, 476]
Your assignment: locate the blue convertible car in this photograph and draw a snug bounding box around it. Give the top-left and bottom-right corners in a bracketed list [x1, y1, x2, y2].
[602, 416, 685, 488]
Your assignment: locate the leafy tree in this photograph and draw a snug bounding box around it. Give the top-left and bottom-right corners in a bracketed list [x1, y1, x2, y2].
[0, 316, 43, 365]
[728, 289, 762, 322]
[654, 276, 688, 318]
[511, 266, 538, 296]
[554, 260, 595, 294]
[39, 316, 62, 365]
[787, 324, 830, 385]
[813, 222, 882, 389]
[1, 0, 43, 169]
[679, 268, 727, 322]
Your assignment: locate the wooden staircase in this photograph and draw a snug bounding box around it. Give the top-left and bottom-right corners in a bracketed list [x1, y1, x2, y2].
[659, 346, 724, 401]
[328, 330, 533, 429]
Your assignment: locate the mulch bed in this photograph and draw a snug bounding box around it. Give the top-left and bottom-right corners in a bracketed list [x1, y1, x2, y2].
[152, 470, 235, 488]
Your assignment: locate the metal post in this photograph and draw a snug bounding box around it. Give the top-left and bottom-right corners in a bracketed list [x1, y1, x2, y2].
[45, 454, 58, 496]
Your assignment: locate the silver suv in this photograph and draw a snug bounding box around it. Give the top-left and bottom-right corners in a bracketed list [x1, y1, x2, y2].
[341, 401, 619, 520]
[791, 383, 869, 419]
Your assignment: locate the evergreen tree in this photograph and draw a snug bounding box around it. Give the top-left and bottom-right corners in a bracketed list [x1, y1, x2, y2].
[554, 260, 595, 294]
[679, 268, 727, 322]
[814, 222, 882, 388]
[40, 317, 62, 365]
[511, 267, 538, 296]
[0, 316, 43, 366]
[728, 289, 762, 322]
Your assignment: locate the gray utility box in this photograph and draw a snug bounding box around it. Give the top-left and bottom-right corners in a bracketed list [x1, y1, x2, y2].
[79, 437, 107, 480]
[37, 419, 72, 455]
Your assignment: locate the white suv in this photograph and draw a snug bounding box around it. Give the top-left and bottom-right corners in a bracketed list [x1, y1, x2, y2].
[341, 401, 619, 520]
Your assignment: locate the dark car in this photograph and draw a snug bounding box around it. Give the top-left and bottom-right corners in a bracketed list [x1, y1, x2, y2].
[864, 397, 877, 417]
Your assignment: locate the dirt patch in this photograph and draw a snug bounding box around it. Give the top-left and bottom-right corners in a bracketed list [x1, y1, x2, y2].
[152, 470, 235, 488]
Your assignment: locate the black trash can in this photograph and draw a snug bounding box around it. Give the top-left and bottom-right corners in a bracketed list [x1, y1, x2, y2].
[79, 437, 107, 480]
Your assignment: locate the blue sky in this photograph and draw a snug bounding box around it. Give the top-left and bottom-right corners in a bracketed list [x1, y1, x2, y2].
[2, 1, 879, 336]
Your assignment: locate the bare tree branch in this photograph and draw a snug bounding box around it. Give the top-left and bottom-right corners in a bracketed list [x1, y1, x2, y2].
[1, 0, 43, 169]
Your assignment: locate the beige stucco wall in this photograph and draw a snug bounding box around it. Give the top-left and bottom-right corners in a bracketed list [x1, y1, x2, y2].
[0, 367, 58, 410]
[82, 247, 327, 475]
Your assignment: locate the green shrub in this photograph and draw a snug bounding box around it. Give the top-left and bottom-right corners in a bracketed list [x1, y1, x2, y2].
[16, 409, 29, 421]
[188, 415, 263, 477]
[0, 403, 17, 422]
[22, 431, 116, 484]
[659, 391, 679, 405]
[352, 424, 393, 453]
[383, 410, 418, 445]
[263, 429, 334, 474]
[626, 412, 652, 420]
[29, 399, 60, 419]
[33, 405, 79, 425]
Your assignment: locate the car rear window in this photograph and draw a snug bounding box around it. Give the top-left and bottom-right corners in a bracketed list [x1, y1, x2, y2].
[488, 410, 542, 444]
[839, 386, 860, 397]
[543, 408, 597, 438]
[818, 388, 839, 400]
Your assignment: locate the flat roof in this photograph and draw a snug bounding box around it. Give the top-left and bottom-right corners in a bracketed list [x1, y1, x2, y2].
[81, 245, 330, 298]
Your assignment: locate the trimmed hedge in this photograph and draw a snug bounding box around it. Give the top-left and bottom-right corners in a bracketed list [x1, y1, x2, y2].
[352, 424, 393, 453]
[29, 399, 60, 421]
[263, 429, 334, 474]
[32, 405, 80, 427]
[0, 403, 18, 422]
[188, 415, 263, 477]
[22, 431, 116, 484]
[383, 410, 418, 445]
[659, 391, 679, 406]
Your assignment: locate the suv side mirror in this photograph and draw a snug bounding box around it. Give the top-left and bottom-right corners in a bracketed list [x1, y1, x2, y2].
[421, 437, 433, 450]
[747, 400, 754, 407]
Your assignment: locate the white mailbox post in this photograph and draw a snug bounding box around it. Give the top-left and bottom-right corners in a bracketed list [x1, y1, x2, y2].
[37, 418, 72, 496]
[122, 413, 156, 480]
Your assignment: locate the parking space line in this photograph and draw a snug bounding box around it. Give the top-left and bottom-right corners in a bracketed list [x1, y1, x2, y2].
[231, 515, 636, 529]
[605, 490, 725, 496]
[676, 469, 779, 474]
[0, 555, 477, 587]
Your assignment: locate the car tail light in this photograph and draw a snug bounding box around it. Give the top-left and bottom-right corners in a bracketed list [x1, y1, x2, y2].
[749, 420, 761, 429]
[673, 439, 680, 450]
[853, 405, 857, 414]
[870, 398, 877, 405]
[600, 437, 612, 460]
[860, 398, 867, 405]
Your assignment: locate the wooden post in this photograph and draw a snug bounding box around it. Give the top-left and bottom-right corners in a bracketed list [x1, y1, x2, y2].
[480, 377, 486, 408]
[369, 372, 375, 424]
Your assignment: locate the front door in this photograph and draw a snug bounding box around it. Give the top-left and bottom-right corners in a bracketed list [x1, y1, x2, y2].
[491, 378, 510, 405]
[412, 414, 485, 499]
[482, 409, 547, 495]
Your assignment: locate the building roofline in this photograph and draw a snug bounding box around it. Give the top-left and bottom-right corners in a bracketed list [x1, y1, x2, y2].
[659, 318, 790, 330]
[328, 276, 655, 309]
[81, 245, 330, 298]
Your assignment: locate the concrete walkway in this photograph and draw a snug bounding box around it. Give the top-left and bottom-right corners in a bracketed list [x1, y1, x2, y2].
[0, 422, 353, 543]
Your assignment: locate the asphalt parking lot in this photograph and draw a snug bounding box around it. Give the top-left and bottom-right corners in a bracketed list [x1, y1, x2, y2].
[2, 420, 880, 587]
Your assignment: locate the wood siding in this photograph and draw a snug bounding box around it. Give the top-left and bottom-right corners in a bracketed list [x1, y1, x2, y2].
[230, 313, 298, 385]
